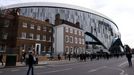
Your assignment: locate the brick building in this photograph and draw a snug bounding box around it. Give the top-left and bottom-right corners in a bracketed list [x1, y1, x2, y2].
[0, 9, 53, 61]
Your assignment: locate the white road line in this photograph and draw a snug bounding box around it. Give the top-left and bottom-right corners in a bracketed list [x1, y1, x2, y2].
[118, 61, 128, 67]
[34, 66, 44, 68]
[88, 69, 97, 72]
[11, 69, 19, 72]
[118, 58, 134, 67]
[106, 67, 127, 75]
[37, 68, 72, 74]
[88, 66, 107, 73]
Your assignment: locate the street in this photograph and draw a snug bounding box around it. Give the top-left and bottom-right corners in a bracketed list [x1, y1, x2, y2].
[0, 56, 134, 75]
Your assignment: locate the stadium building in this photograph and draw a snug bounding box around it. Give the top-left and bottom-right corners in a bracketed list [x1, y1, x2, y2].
[0, 2, 123, 60]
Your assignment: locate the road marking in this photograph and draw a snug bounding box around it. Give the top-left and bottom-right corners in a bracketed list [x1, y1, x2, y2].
[118, 61, 127, 67]
[88, 66, 107, 73]
[37, 68, 72, 74]
[11, 69, 19, 72]
[105, 67, 127, 75]
[118, 58, 134, 67]
[34, 66, 44, 68]
[119, 68, 125, 75]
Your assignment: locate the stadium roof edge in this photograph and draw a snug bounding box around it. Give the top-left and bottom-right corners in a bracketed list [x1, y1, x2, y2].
[0, 2, 118, 29]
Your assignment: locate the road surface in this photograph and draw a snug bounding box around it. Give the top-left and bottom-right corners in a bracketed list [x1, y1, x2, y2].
[0, 56, 133, 75]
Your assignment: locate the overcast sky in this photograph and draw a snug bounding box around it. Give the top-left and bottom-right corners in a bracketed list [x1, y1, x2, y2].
[1, 0, 134, 48]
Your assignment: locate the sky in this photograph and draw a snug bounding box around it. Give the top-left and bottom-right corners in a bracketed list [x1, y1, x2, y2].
[0, 0, 134, 48]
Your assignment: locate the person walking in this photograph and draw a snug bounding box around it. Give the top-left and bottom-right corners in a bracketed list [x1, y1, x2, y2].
[27, 52, 34, 75]
[58, 54, 61, 60]
[0, 53, 4, 66]
[68, 53, 71, 61]
[125, 45, 132, 67]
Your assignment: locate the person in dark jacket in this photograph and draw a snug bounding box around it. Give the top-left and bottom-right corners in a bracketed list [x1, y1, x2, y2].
[125, 45, 132, 67]
[27, 52, 34, 75]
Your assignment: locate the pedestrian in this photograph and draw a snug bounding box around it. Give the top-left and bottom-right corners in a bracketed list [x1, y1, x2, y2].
[124, 45, 132, 67]
[35, 54, 38, 64]
[58, 54, 61, 60]
[27, 52, 34, 75]
[68, 53, 71, 61]
[21, 52, 26, 64]
[0, 53, 4, 66]
[25, 53, 29, 65]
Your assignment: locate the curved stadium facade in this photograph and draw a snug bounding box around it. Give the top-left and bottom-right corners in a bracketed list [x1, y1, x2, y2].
[0, 2, 123, 57]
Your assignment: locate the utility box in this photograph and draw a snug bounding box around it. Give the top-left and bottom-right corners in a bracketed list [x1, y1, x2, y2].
[5, 54, 17, 66]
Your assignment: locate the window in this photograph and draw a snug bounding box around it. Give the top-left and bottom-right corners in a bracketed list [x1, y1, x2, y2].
[79, 47, 82, 53]
[65, 47, 68, 52]
[82, 39, 85, 45]
[29, 33, 33, 40]
[49, 28, 52, 32]
[36, 34, 40, 40]
[0, 45, 4, 51]
[70, 47, 73, 54]
[2, 33, 8, 39]
[75, 30, 77, 35]
[4, 20, 10, 27]
[65, 46, 69, 53]
[70, 36, 73, 43]
[21, 32, 26, 39]
[43, 46, 46, 51]
[30, 24, 34, 29]
[79, 31, 81, 36]
[70, 28, 73, 33]
[37, 26, 41, 30]
[43, 35, 46, 41]
[43, 26, 47, 31]
[48, 46, 51, 50]
[65, 27, 69, 32]
[65, 35, 69, 43]
[22, 22, 27, 28]
[82, 48, 85, 52]
[75, 37, 77, 44]
[82, 32, 84, 36]
[48, 37, 51, 42]
[79, 38, 81, 44]
[81, 32, 84, 36]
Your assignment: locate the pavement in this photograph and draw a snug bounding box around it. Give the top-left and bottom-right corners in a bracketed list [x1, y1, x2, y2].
[0, 58, 77, 69]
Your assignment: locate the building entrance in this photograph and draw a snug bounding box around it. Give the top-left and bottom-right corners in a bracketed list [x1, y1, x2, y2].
[35, 43, 41, 55]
